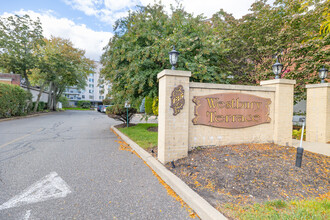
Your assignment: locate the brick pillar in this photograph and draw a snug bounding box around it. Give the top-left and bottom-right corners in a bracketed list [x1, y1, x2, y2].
[306, 83, 330, 143]
[261, 79, 296, 146]
[157, 70, 191, 164]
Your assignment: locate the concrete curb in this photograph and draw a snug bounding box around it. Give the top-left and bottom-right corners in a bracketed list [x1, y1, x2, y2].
[111, 126, 227, 220]
[0, 111, 55, 122]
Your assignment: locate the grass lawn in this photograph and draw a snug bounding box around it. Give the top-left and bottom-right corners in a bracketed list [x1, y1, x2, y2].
[118, 123, 158, 149]
[221, 194, 329, 219]
[63, 107, 93, 111]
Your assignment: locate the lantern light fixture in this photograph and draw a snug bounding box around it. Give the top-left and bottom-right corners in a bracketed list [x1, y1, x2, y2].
[319, 66, 328, 83]
[169, 46, 179, 70]
[272, 57, 283, 79]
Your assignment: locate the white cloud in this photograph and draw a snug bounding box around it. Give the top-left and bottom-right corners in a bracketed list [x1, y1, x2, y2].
[63, 0, 138, 25]
[104, 0, 138, 11]
[63, 0, 100, 16]
[63, 0, 259, 27]
[1, 10, 113, 61]
[139, 0, 257, 19]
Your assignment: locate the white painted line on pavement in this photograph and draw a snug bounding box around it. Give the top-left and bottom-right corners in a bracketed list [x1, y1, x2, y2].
[0, 128, 43, 149]
[23, 210, 31, 220]
[0, 172, 72, 211]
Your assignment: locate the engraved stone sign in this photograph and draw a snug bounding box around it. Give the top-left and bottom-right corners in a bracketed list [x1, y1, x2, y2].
[192, 93, 271, 128]
[170, 85, 185, 116]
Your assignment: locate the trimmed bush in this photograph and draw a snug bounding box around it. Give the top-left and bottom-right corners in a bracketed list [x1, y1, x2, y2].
[292, 128, 306, 140]
[145, 97, 153, 115]
[58, 96, 69, 107]
[106, 104, 137, 124]
[77, 100, 91, 109]
[0, 82, 32, 118]
[102, 98, 112, 105]
[152, 97, 158, 116]
[32, 101, 46, 112]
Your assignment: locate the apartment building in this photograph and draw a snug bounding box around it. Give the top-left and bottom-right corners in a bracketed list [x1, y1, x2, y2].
[64, 63, 111, 107]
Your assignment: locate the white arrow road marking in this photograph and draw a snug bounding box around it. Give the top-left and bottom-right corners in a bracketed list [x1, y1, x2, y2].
[23, 210, 31, 220]
[0, 172, 72, 211]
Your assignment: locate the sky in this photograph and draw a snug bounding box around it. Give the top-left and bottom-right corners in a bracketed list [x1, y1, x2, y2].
[0, 0, 258, 61]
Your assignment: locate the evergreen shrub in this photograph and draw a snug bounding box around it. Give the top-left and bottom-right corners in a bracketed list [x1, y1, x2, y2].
[77, 100, 91, 109]
[106, 104, 137, 124]
[152, 97, 158, 116]
[0, 82, 32, 118]
[145, 97, 153, 115]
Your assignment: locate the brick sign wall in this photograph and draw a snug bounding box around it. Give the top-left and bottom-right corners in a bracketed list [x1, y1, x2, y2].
[157, 70, 295, 164]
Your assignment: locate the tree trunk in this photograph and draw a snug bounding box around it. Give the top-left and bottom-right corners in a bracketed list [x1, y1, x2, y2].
[23, 71, 33, 112]
[52, 86, 58, 111]
[47, 82, 53, 110]
[33, 83, 46, 112]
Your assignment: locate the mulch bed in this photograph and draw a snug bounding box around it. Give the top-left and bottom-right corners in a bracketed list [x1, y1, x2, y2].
[123, 124, 329, 217]
[147, 126, 158, 132]
[114, 123, 136, 128]
[161, 143, 329, 212]
[147, 143, 330, 217]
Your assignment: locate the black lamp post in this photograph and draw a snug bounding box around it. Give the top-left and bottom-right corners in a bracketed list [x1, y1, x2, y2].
[319, 66, 328, 83]
[272, 58, 283, 79]
[169, 46, 179, 70]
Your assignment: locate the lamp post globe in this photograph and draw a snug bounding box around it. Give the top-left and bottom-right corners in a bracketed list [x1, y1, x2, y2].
[319, 66, 328, 83]
[272, 58, 283, 79]
[169, 46, 179, 70]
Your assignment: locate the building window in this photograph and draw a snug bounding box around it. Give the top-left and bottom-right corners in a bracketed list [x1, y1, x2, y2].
[82, 95, 85, 99]
[89, 95, 94, 99]
[99, 96, 104, 100]
[89, 84, 94, 88]
[89, 90, 94, 93]
[88, 78, 94, 82]
[89, 73, 94, 77]
[70, 90, 73, 93]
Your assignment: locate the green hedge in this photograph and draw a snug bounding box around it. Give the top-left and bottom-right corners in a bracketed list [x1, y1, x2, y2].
[0, 82, 32, 118]
[77, 100, 91, 109]
[152, 97, 158, 116]
[145, 97, 153, 115]
[33, 101, 46, 112]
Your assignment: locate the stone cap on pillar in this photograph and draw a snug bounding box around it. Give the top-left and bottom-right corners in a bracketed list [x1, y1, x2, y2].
[157, 69, 191, 80]
[306, 83, 330, 88]
[260, 79, 296, 86]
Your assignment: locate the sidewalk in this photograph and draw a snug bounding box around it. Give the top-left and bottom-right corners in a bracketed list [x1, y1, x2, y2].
[292, 139, 330, 156]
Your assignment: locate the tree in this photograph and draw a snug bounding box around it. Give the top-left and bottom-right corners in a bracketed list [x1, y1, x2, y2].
[101, 3, 232, 107]
[101, 0, 329, 105]
[0, 14, 44, 92]
[31, 37, 95, 111]
[222, 0, 329, 102]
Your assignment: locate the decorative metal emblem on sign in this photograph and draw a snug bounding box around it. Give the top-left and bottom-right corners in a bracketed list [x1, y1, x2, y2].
[170, 85, 185, 116]
[192, 93, 271, 128]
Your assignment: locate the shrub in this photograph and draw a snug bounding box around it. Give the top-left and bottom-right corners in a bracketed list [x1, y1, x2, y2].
[145, 97, 153, 115]
[58, 96, 69, 107]
[77, 100, 91, 109]
[0, 82, 32, 118]
[102, 98, 112, 105]
[152, 97, 158, 116]
[106, 104, 137, 124]
[292, 128, 306, 140]
[32, 101, 46, 112]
